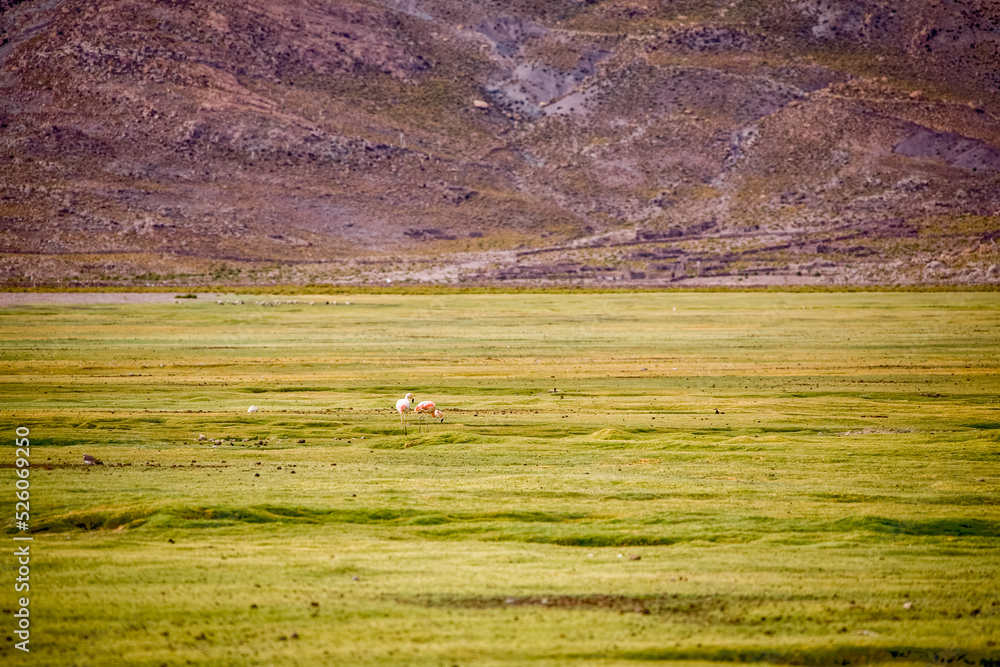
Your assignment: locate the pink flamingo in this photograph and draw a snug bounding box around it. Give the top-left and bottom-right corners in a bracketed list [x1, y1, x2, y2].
[396, 393, 414, 434]
[413, 400, 444, 432]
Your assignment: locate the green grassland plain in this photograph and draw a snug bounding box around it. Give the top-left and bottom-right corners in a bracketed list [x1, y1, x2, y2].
[1, 291, 999, 666]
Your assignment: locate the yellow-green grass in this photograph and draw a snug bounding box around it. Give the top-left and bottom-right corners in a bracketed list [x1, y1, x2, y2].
[1, 292, 998, 666]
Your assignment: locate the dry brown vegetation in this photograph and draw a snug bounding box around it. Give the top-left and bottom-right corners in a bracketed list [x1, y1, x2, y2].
[1, 0, 998, 287]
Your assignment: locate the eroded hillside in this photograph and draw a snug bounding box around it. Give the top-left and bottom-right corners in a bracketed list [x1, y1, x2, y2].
[1, 0, 998, 286]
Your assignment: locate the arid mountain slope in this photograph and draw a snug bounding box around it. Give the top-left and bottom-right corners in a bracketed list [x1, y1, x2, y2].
[1, 0, 998, 286]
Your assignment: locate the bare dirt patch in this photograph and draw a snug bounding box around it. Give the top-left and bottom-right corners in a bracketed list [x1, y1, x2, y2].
[0, 292, 224, 307]
[405, 592, 748, 618]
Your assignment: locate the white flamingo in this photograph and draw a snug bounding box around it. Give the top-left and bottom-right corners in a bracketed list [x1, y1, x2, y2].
[414, 400, 444, 432]
[396, 393, 414, 434]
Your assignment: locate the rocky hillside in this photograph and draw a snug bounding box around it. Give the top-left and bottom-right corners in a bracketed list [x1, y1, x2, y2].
[1, 0, 998, 287]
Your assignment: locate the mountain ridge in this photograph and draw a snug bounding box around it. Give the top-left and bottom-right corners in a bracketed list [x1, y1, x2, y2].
[1, 0, 998, 287]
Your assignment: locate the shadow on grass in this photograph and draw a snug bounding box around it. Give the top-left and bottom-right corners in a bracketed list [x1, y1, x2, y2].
[600, 647, 999, 665]
[814, 492, 1000, 506]
[832, 516, 1000, 538]
[18, 505, 1000, 545]
[24, 505, 590, 532]
[243, 386, 335, 393]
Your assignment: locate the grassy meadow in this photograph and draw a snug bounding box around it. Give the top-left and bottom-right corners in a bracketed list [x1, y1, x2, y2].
[1, 291, 999, 666]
